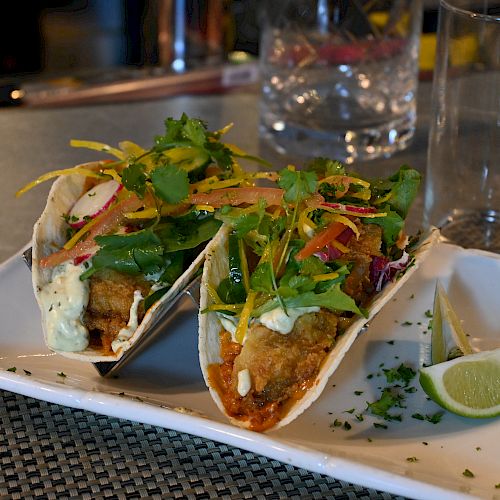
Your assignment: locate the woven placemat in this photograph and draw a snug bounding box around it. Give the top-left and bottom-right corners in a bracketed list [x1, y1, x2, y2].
[0, 390, 406, 499]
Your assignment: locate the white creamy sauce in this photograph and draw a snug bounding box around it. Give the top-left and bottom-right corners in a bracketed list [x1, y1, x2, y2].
[111, 290, 143, 353]
[237, 368, 252, 397]
[258, 306, 320, 334]
[217, 313, 239, 340]
[40, 262, 90, 352]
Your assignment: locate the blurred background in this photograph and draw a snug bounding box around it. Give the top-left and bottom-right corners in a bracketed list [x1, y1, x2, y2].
[0, 0, 443, 106]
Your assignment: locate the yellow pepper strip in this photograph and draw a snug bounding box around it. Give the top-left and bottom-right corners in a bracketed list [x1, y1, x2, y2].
[238, 239, 250, 293]
[16, 167, 110, 197]
[235, 291, 256, 344]
[231, 158, 246, 178]
[63, 216, 100, 250]
[125, 207, 158, 219]
[298, 207, 318, 240]
[330, 239, 350, 253]
[320, 175, 370, 188]
[313, 272, 340, 282]
[372, 192, 392, 206]
[206, 283, 223, 305]
[350, 189, 372, 201]
[214, 123, 234, 137]
[70, 140, 126, 160]
[102, 168, 122, 183]
[195, 204, 214, 212]
[204, 303, 244, 313]
[322, 213, 360, 239]
[118, 140, 145, 157]
[195, 178, 243, 193]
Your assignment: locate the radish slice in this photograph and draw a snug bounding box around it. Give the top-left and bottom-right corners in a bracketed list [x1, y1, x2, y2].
[68, 180, 122, 228]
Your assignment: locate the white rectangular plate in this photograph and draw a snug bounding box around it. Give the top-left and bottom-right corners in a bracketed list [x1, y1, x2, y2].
[1, 241, 499, 500]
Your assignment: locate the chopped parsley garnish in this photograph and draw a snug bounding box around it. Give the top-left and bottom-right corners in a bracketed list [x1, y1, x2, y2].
[23, 369, 32, 376]
[367, 388, 405, 421]
[411, 411, 444, 424]
[463, 469, 474, 478]
[57, 372, 67, 378]
[6, 367, 16, 372]
[406, 457, 418, 462]
[383, 363, 416, 386]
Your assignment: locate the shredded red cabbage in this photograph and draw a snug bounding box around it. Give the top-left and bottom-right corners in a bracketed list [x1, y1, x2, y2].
[313, 227, 354, 262]
[370, 251, 410, 292]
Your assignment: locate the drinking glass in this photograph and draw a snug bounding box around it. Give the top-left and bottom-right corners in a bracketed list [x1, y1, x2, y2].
[424, 0, 500, 251]
[258, 0, 423, 164]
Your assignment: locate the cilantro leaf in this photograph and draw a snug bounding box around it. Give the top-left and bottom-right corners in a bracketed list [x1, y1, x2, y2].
[305, 157, 346, 177]
[84, 230, 164, 277]
[121, 162, 147, 198]
[278, 168, 317, 203]
[151, 165, 189, 204]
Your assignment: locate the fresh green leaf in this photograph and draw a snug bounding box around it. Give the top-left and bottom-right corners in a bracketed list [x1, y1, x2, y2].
[151, 164, 189, 204]
[121, 162, 147, 198]
[371, 166, 421, 219]
[86, 230, 164, 277]
[155, 216, 221, 253]
[364, 205, 404, 247]
[254, 283, 362, 317]
[305, 157, 346, 177]
[278, 167, 317, 203]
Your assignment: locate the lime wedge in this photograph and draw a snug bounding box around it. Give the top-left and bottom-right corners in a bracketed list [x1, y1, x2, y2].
[431, 281, 473, 364]
[419, 349, 500, 418]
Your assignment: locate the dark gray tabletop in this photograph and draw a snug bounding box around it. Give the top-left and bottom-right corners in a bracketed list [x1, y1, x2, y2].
[0, 84, 431, 499]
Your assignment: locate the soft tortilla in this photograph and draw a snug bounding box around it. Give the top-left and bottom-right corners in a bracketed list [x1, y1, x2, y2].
[198, 224, 440, 431]
[32, 162, 207, 362]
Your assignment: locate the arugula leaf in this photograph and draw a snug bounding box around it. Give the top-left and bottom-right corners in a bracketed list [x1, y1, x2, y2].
[278, 167, 317, 203]
[254, 283, 362, 317]
[364, 205, 404, 247]
[371, 166, 421, 219]
[151, 164, 189, 204]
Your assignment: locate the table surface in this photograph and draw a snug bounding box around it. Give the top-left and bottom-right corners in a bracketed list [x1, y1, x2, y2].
[0, 83, 432, 499]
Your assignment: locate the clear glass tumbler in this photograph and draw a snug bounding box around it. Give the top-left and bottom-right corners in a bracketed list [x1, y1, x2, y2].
[424, 1, 500, 251]
[258, 0, 423, 164]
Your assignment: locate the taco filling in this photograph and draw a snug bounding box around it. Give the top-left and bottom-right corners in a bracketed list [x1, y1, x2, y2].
[200, 159, 422, 431]
[21, 114, 271, 358]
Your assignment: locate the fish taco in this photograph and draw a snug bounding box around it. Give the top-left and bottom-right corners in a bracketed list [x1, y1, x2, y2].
[21, 115, 270, 362]
[198, 160, 437, 431]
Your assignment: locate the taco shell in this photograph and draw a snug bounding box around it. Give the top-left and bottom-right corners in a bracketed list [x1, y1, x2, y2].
[198, 224, 439, 431]
[32, 163, 207, 362]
